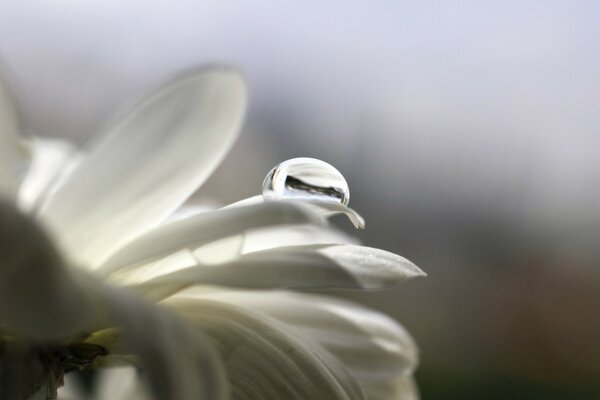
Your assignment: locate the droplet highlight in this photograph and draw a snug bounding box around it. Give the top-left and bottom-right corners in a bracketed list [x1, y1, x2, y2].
[262, 157, 350, 205]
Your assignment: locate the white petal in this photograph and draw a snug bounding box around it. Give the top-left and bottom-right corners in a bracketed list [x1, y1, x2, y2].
[306, 200, 366, 229]
[0, 73, 23, 200]
[182, 290, 419, 383]
[98, 201, 324, 276]
[95, 283, 228, 400]
[38, 68, 247, 267]
[316, 244, 426, 288]
[92, 367, 151, 400]
[220, 194, 264, 208]
[0, 200, 103, 340]
[17, 137, 80, 212]
[166, 201, 221, 222]
[165, 297, 365, 400]
[193, 235, 244, 264]
[165, 217, 357, 268]
[0, 202, 227, 400]
[242, 224, 359, 254]
[108, 250, 198, 287]
[135, 244, 424, 295]
[225, 195, 365, 228]
[363, 376, 420, 400]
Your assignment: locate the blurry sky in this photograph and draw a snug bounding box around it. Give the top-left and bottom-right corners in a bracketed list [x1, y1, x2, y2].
[1, 1, 599, 398]
[0, 1, 599, 228]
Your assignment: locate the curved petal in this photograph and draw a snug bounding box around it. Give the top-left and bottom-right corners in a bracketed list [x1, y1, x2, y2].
[95, 284, 228, 400]
[241, 224, 359, 253]
[0, 199, 102, 340]
[38, 68, 247, 267]
[99, 201, 324, 276]
[134, 244, 424, 297]
[167, 201, 220, 222]
[225, 195, 365, 228]
[0, 201, 227, 400]
[181, 290, 419, 383]
[164, 297, 365, 400]
[0, 73, 24, 200]
[306, 200, 365, 229]
[17, 137, 80, 212]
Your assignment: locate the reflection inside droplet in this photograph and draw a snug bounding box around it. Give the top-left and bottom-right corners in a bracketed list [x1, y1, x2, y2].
[262, 157, 350, 205]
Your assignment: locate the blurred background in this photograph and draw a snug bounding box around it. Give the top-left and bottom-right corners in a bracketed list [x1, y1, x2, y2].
[1, 1, 599, 398]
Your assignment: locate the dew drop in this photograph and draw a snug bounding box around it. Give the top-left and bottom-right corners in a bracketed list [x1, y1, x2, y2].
[262, 157, 350, 205]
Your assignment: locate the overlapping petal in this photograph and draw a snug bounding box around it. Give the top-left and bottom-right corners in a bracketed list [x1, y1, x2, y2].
[178, 289, 419, 383]
[99, 201, 324, 277]
[240, 224, 359, 253]
[38, 69, 247, 267]
[224, 195, 365, 229]
[17, 138, 80, 212]
[0, 201, 227, 400]
[0, 65, 423, 400]
[96, 283, 227, 400]
[0, 200, 101, 340]
[133, 244, 423, 298]
[165, 297, 365, 400]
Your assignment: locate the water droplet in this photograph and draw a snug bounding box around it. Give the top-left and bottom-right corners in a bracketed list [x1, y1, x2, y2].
[262, 158, 350, 205]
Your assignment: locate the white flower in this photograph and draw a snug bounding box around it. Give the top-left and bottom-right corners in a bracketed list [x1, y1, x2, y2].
[0, 67, 425, 400]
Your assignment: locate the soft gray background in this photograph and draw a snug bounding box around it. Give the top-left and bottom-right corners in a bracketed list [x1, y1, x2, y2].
[2, 1, 599, 398]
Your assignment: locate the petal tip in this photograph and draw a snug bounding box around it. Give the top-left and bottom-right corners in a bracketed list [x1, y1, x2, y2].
[413, 265, 427, 278]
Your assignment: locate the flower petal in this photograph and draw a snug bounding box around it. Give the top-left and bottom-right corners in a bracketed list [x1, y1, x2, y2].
[99, 201, 324, 276]
[181, 290, 419, 383]
[96, 284, 228, 400]
[164, 297, 365, 400]
[0, 74, 23, 200]
[314, 244, 426, 287]
[241, 224, 359, 253]
[17, 137, 80, 212]
[0, 199, 102, 340]
[0, 201, 226, 400]
[225, 195, 365, 228]
[306, 200, 365, 229]
[134, 244, 424, 296]
[38, 68, 247, 267]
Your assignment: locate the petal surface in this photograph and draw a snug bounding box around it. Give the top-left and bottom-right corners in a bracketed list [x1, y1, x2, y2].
[39, 68, 247, 267]
[241, 224, 358, 254]
[182, 290, 419, 383]
[0, 200, 102, 340]
[165, 297, 365, 400]
[96, 284, 227, 400]
[134, 244, 424, 296]
[99, 201, 323, 276]
[17, 137, 80, 212]
[225, 195, 365, 228]
[0, 201, 227, 400]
